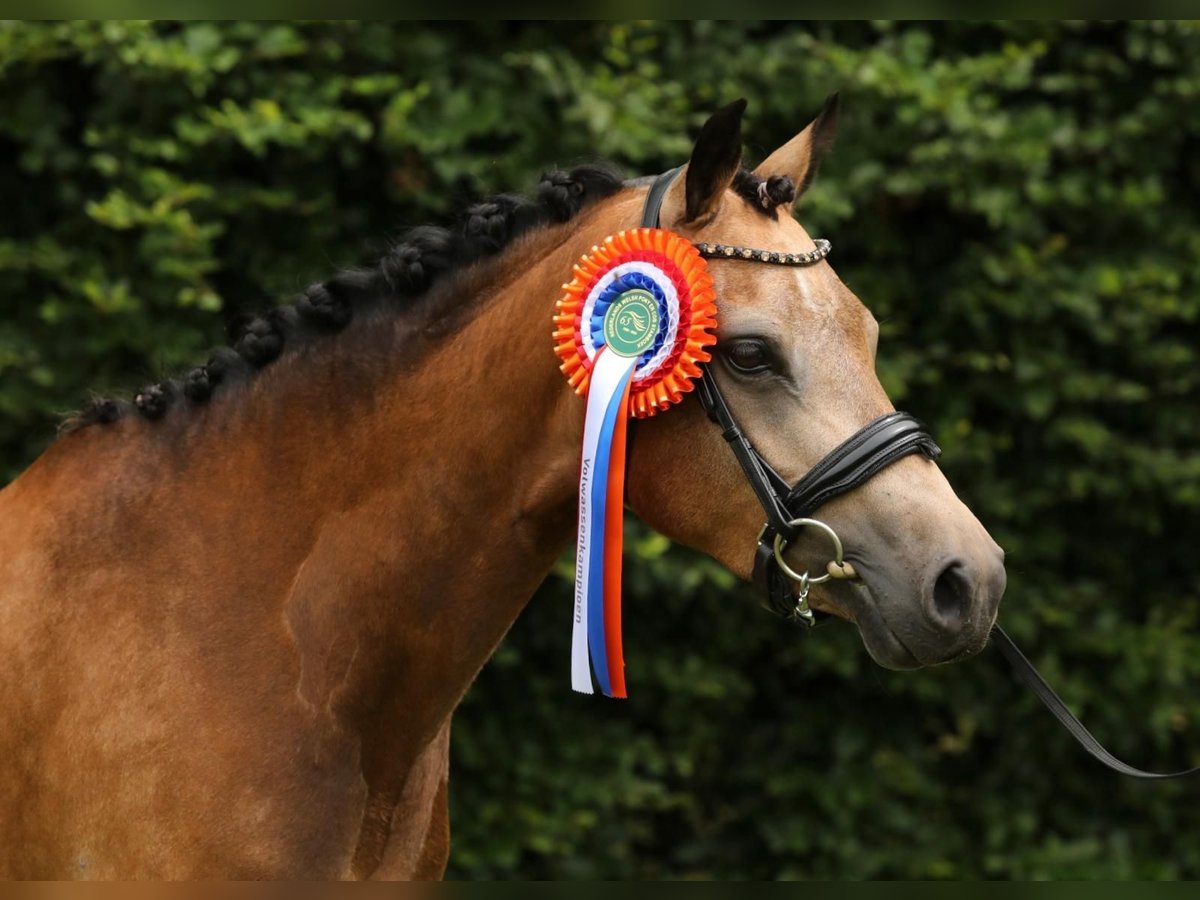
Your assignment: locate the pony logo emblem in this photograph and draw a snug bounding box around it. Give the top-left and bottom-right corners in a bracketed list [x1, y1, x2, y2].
[603, 290, 659, 358]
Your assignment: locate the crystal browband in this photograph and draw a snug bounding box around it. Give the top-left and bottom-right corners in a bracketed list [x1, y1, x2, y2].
[694, 238, 831, 266]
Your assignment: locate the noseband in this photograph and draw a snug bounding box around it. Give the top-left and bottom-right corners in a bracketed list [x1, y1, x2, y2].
[641, 167, 941, 623]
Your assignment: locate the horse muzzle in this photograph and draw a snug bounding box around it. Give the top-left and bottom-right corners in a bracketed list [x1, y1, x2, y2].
[832, 543, 1008, 669]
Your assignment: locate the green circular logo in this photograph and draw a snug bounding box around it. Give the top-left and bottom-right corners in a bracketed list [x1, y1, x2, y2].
[603, 289, 660, 358]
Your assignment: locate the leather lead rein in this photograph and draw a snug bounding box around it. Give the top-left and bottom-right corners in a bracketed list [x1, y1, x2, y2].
[990, 626, 1198, 779]
[638, 167, 1198, 780]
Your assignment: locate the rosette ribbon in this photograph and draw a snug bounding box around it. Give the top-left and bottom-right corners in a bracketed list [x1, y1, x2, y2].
[553, 228, 718, 696]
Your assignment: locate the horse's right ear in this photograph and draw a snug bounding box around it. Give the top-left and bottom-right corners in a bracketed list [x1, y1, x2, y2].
[664, 99, 746, 227]
[753, 93, 840, 204]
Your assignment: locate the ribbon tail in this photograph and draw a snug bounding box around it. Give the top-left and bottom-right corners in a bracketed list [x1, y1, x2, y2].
[571, 353, 608, 694]
[571, 348, 637, 694]
[601, 371, 634, 698]
[586, 355, 636, 696]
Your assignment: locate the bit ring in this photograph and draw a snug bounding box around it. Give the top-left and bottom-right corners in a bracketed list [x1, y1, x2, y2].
[772, 517, 844, 585]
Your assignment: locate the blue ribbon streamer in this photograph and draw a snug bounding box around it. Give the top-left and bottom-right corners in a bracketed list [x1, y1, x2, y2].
[584, 362, 635, 696]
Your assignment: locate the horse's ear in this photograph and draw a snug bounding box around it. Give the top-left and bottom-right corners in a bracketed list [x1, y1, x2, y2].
[665, 99, 746, 226]
[753, 93, 840, 203]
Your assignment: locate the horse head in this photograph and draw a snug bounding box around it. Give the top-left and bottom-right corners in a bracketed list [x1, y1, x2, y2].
[625, 100, 1007, 668]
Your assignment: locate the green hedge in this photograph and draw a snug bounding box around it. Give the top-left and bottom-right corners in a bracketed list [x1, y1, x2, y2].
[2, 21, 1198, 879]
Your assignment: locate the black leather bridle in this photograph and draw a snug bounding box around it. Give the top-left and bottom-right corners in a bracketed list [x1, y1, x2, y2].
[637, 167, 1198, 780]
[642, 168, 941, 622]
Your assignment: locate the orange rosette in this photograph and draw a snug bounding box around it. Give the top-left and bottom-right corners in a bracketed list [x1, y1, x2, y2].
[552, 227, 718, 418]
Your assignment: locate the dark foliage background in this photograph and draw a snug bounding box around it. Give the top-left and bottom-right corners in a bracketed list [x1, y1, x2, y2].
[2, 21, 1198, 879]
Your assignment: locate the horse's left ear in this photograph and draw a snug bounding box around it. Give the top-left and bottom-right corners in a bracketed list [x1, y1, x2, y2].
[663, 99, 746, 227]
[753, 93, 840, 203]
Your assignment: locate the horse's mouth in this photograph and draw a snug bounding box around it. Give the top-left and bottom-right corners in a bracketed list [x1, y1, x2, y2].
[811, 560, 982, 671]
[841, 582, 923, 670]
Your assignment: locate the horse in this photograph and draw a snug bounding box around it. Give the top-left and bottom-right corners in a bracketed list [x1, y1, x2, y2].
[0, 98, 1006, 879]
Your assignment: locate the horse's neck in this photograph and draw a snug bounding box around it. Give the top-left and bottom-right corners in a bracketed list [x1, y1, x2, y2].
[0, 189, 642, 875]
[9, 192, 641, 851]
[237, 194, 641, 757]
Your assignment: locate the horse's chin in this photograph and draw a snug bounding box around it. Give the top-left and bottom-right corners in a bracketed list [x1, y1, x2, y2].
[839, 582, 924, 670]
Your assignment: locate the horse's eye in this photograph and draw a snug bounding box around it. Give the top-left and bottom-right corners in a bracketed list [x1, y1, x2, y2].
[724, 339, 772, 375]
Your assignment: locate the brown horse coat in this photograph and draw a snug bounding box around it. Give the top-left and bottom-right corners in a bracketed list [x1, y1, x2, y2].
[0, 101, 1004, 878]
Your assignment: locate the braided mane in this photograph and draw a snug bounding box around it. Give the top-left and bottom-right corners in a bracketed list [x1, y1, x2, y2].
[59, 165, 625, 435]
[59, 162, 792, 437]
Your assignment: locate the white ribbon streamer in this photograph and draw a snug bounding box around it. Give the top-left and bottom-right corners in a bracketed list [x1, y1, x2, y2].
[571, 346, 639, 694]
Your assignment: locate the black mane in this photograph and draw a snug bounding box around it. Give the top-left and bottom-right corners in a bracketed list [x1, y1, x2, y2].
[59, 164, 625, 434]
[59, 162, 791, 436]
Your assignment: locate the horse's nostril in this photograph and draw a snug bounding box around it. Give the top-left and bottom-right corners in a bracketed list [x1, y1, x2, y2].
[931, 561, 971, 629]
